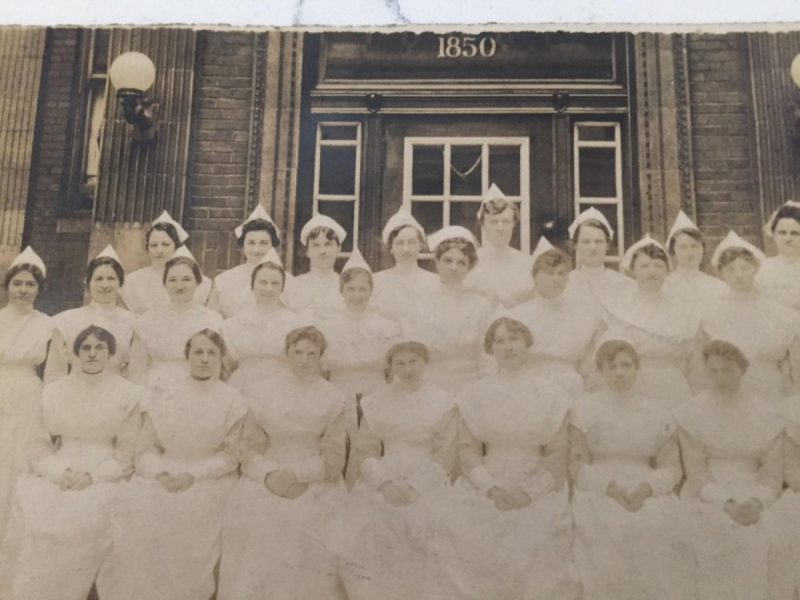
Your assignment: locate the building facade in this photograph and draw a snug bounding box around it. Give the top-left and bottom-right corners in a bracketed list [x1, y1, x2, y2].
[1, 27, 798, 313]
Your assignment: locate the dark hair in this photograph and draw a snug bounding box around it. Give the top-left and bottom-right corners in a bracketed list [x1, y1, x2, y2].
[184, 328, 227, 360]
[434, 238, 479, 269]
[385, 341, 430, 381]
[3, 263, 45, 292]
[483, 317, 533, 354]
[387, 225, 426, 250]
[145, 221, 182, 249]
[716, 247, 759, 271]
[572, 219, 612, 245]
[306, 227, 341, 245]
[238, 219, 280, 249]
[668, 228, 704, 255]
[770, 204, 800, 234]
[340, 267, 373, 291]
[86, 256, 125, 289]
[532, 248, 572, 277]
[251, 261, 286, 290]
[702, 339, 749, 373]
[629, 244, 671, 271]
[74, 325, 117, 357]
[594, 340, 640, 371]
[285, 326, 327, 356]
[163, 256, 203, 286]
[479, 197, 520, 225]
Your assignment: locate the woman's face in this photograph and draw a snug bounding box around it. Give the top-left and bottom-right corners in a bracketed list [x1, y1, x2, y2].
[187, 335, 222, 381]
[672, 233, 704, 270]
[164, 264, 198, 303]
[773, 218, 800, 260]
[306, 234, 339, 271]
[491, 323, 530, 372]
[252, 267, 284, 304]
[77, 334, 110, 375]
[147, 230, 177, 265]
[341, 272, 372, 312]
[533, 264, 569, 299]
[436, 247, 471, 285]
[705, 354, 743, 396]
[720, 256, 758, 293]
[7, 271, 38, 307]
[483, 207, 516, 248]
[243, 230, 273, 264]
[390, 349, 426, 387]
[89, 265, 121, 305]
[575, 225, 609, 268]
[287, 339, 322, 380]
[390, 226, 422, 266]
[631, 252, 669, 293]
[601, 351, 638, 393]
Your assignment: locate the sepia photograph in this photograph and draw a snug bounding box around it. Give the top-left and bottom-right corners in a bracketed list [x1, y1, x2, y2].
[0, 13, 800, 599]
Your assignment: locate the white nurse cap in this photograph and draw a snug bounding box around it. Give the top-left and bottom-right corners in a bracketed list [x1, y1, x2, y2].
[666, 211, 701, 247]
[530, 236, 557, 266]
[476, 183, 507, 219]
[258, 247, 283, 268]
[381, 207, 425, 245]
[427, 225, 478, 253]
[299, 214, 347, 247]
[764, 200, 800, 238]
[95, 244, 123, 265]
[568, 207, 614, 241]
[710, 231, 766, 271]
[151, 210, 189, 244]
[234, 204, 279, 241]
[620, 233, 670, 272]
[10, 246, 46, 277]
[171, 244, 199, 263]
[341, 247, 372, 274]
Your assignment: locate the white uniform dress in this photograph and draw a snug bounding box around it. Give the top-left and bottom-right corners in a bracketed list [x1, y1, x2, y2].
[221, 305, 305, 389]
[3, 371, 142, 600]
[464, 244, 533, 307]
[371, 266, 438, 329]
[432, 371, 580, 600]
[119, 264, 215, 315]
[675, 391, 785, 600]
[565, 265, 636, 310]
[284, 270, 344, 319]
[570, 389, 694, 600]
[663, 266, 728, 302]
[772, 396, 800, 598]
[508, 293, 603, 397]
[218, 372, 348, 600]
[214, 262, 296, 318]
[338, 381, 458, 600]
[0, 307, 53, 542]
[96, 377, 247, 600]
[756, 255, 800, 312]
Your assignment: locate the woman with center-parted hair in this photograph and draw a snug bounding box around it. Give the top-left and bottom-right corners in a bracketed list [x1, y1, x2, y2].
[96, 328, 248, 600]
[756, 200, 800, 312]
[218, 326, 349, 600]
[569, 339, 695, 600]
[119, 210, 218, 314]
[0, 246, 54, 545]
[2, 325, 143, 600]
[430, 317, 580, 600]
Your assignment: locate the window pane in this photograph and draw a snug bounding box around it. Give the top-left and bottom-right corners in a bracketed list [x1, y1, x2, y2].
[578, 203, 620, 254]
[488, 145, 521, 196]
[411, 202, 443, 237]
[578, 147, 617, 198]
[449, 201, 482, 232]
[92, 29, 110, 74]
[318, 146, 357, 196]
[412, 145, 444, 196]
[320, 125, 358, 141]
[450, 145, 483, 196]
[317, 201, 355, 253]
[577, 125, 616, 142]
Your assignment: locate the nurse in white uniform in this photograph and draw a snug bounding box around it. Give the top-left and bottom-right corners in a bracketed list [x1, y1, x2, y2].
[756, 200, 800, 312]
[663, 210, 727, 301]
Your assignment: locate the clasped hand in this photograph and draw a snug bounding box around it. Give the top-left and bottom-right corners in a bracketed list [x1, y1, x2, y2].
[487, 486, 532, 511]
[156, 472, 195, 493]
[606, 481, 653, 512]
[724, 498, 763, 526]
[265, 468, 308, 499]
[378, 480, 420, 507]
[59, 469, 93, 491]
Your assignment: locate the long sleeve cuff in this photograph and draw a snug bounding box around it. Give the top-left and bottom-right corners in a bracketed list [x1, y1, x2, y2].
[649, 468, 678, 496]
[32, 455, 68, 483]
[289, 456, 327, 483]
[136, 453, 173, 479]
[242, 454, 279, 482]
[699, 481, 733, 509]
[360, 457, 391, 490]
[186, 456, 233, 481]
[751, 484, 778, 509]
[466, 465, 495, 493]
[87, 458, 126, 483]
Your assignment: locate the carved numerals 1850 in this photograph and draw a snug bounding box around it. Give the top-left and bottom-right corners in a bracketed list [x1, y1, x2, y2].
[437, 35, 497, 59]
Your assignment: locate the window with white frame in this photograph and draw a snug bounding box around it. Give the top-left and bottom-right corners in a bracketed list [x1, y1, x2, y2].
[402, 137, 531, 253]
[573, 122, 624, 260]
[312, 122, 362, 254]
[81, 29, 110, 199]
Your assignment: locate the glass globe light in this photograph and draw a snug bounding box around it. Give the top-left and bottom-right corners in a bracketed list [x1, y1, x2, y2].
[109, 52, 156, 93]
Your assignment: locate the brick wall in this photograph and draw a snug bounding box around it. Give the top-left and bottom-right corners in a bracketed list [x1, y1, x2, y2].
[185, 31, 254, 279]
[687, 33, 761, 247]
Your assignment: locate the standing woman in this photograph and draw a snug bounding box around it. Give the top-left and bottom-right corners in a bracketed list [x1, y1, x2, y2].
[508, 236, 604, 397]
[701, 230, 800, 400]
[127, 246, 223, 389]
[463, 184, 533, 308]
[3, 325, 142, 600]
[215, 204, 293, 318]
[371, 207, 437, 328]
[221, 248, 304, 389]
[663, 210, 727, 301]
[97, 328, 247, 600]
[284, 214, 347, 318]
[44, 245, 136, 383]
[405, 226, 492, 393]
[218, 326, 348, 600]
[0, 247, 54, 543]
[338, 340, 458, 600]
[119, 210, 217, 314]
[569, 340, 694, 600]
[756, 200, 800, 311]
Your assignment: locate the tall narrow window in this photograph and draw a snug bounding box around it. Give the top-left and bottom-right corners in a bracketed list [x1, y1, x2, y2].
[81, 29, 110, 201]
[573, 122, 623, 260]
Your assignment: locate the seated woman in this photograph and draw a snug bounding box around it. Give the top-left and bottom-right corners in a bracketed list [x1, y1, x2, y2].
[3, 325, 143, 600]
[569, 339, 694, 600]
[338, 340, 458, 600]
[45, 245, 137, 383]
[221, 248, 304, 389]
[96, 328, 247, 600]
[676, 339, 786, 600]
[128, 247, 223, 390]
[431, 317, 580, 600]
[663, 210, 727, 301]
[218, 326, 348, 600]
